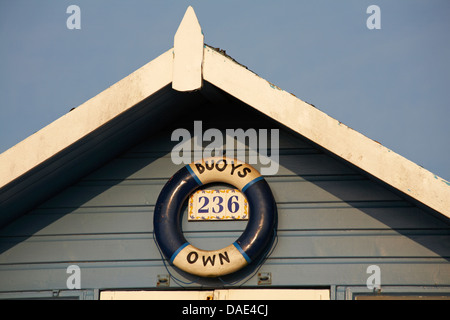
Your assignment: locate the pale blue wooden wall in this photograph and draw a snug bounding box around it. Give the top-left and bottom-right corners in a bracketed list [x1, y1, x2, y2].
[1, 101, 449, 299]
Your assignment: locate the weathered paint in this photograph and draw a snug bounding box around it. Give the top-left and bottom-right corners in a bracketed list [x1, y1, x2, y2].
[0, 49, 173, 191]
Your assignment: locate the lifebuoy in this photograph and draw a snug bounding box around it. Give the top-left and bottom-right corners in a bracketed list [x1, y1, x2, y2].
[153, 157, 277, 278]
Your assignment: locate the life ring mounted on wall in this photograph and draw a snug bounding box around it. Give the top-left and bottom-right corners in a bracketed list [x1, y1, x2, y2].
[153, 157, 277, 278]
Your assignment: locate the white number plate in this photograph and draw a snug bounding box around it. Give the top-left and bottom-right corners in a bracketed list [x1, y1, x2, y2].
[188, 189, 248, 221]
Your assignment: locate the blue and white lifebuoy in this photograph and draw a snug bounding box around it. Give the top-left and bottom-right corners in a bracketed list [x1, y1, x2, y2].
[153, 157, 277, 278]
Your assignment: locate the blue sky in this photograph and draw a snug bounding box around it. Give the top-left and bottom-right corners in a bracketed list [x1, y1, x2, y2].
[1, 0, 449, 180]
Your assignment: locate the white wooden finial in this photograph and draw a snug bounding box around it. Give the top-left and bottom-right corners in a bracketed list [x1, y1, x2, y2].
[172, 6, 204, 91]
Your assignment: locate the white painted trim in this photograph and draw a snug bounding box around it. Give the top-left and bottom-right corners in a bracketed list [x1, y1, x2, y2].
[202, 45, 450, 218]
[0, 49, 173, 190]
[100, 290, 214, 300]
[213, 289, 330, 300]
[172, 6, 204, 92]
[100, 289, 330, 300]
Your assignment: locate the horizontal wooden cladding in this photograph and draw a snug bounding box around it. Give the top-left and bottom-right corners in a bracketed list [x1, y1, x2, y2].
[1, 205, 446, 237]
[2, 109, 448, 292]
[83, 153, 355, 181]
[1, 230, 449, 266]
[1, 258, 449, 291]
[36, 177, 400, 209]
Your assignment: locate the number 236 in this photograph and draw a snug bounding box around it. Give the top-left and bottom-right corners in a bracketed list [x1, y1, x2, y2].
[198, 195, 240, 214]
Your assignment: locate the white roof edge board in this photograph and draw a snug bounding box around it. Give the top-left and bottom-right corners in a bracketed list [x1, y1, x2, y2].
[0, 48, 173, 190]
[202, 45, 450, 218]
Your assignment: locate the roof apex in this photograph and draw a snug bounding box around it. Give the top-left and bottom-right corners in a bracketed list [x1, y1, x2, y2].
[172, 6, 204, 92]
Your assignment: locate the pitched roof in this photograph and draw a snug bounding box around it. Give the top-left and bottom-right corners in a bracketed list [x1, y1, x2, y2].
[1, 6, 449, 227]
